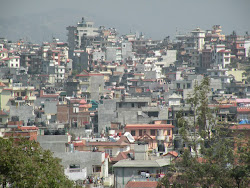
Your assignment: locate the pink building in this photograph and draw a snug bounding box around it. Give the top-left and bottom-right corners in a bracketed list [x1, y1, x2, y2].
[125, 123, 174, 151]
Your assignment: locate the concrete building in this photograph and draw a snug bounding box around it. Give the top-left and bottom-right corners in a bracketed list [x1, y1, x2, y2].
[74, 135, 131, 159]
[202, 48, 212, 69]
[57, 98, 91, 128]
[2, 56, 20, 68]
[113, 144, 171, 188]
[67, 17, 99, 49]
[168, 93, 182, 107]
[185, 28, 205, 54]
[54, 151, 108, 179]
[121, 41, 133, 61]
[106, 46, 122, 63]
[76, 71, 105, 101]
[125, 123, 174, 151]
[244, 40, 250, 57]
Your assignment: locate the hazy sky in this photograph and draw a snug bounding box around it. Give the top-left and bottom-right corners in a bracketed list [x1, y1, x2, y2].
[0, 0, 249, 43]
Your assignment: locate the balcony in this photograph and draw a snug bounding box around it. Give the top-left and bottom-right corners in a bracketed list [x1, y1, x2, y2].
[79, 81, 89, 85]
[27, 96, 36, 100]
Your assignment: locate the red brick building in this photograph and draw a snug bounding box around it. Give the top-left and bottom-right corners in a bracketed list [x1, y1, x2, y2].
[57, 98, 91, 128]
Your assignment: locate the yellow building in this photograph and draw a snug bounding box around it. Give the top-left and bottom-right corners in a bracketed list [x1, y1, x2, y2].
[0, 80, 36, 109]
[228, 69, 247, 82]
[0, 81, 12, 111]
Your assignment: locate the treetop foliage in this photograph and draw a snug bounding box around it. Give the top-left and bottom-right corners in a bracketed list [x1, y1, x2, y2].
[0, 137, 73, 188]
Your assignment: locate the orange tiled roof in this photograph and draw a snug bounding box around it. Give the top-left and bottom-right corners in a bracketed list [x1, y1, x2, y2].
[125, 124, 174, 129]
[73, 141, 85, 147]
[0, 82, 6, 87]
[0, 110, 8, 116]
[79, 99, 87, 104]
[111, 150, 134, 162]
[19, 126, 38, 130]
[229, 124, 250, 130]
[126, 181, 158, 188]
[163, 151, 178, 157]
[237, 107, 250, 113]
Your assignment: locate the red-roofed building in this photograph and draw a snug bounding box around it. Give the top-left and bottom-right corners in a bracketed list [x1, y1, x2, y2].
[163, 151, 178, 158]
[2, 56, 20, 68]
[212, 44, 231, 68]
[111, 150, 134, 163]
[0, 82, 6, 87]
[125, 123, 174, 150]
[125, 181, 158, 188]
[4, 125, 38, 141]
[76, 136, 131, 158]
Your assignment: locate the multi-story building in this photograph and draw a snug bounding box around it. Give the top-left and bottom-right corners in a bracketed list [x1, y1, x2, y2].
[185, 27, 205, 54]
[75, 71, 105, 100]
[2, 56, 20, 68]
[57, 98, 91, 128]
[125, 123, 174, 151]
[66, 17, 99, 49]
[202, 48, 212, 68]
[212, 44, 231, 68]
[232, 41, 245, 59]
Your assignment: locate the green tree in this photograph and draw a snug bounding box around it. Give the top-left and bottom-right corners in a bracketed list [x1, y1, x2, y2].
[158, 77, 250, 188]
[0, 137, 73, 188]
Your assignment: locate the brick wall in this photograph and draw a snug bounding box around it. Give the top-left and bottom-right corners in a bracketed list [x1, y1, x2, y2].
[57, 104, 68, 123]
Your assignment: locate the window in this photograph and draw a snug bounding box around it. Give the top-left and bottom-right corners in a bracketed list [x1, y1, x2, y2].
[167, 130, 171, 135]
[119, 103, 122, 108]
[69, 164, 80, 169]
[73, 107, 79, 113]
[16, 64, 18, 67]
[105, 149, 113, 157]
[132, 103, 135, 107]
[187, 83, 191, 89]
[139, 130, 143, 136]
[0, 118, 2, 122]
[150, 129, 156, 136]
[69, 164, 81, 172]
[95, 166, 101, 172]
[11, 64, 13, 67]
[131, 130, 136, 136]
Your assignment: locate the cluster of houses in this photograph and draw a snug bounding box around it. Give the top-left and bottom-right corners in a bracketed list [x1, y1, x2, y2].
[0, 18, 250, 187]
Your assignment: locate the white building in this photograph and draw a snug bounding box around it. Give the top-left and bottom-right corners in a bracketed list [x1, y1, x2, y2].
[3, 56, 20, 68]
[212, 44, 231, 69]
[207, 68, 231, 84]
[168, 93, 182, 107]
[75, 17, 99, 48]
[245, 40, 250, 57]
[185, 28, 205, 54]
[55, 65, 65, 83]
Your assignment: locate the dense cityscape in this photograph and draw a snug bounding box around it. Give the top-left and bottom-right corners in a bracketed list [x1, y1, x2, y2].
[0, 12, 250, 188]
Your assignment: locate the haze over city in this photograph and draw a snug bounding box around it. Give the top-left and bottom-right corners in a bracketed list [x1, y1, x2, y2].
[0, 0, 250, 43]
[0, 1, 250, 187]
